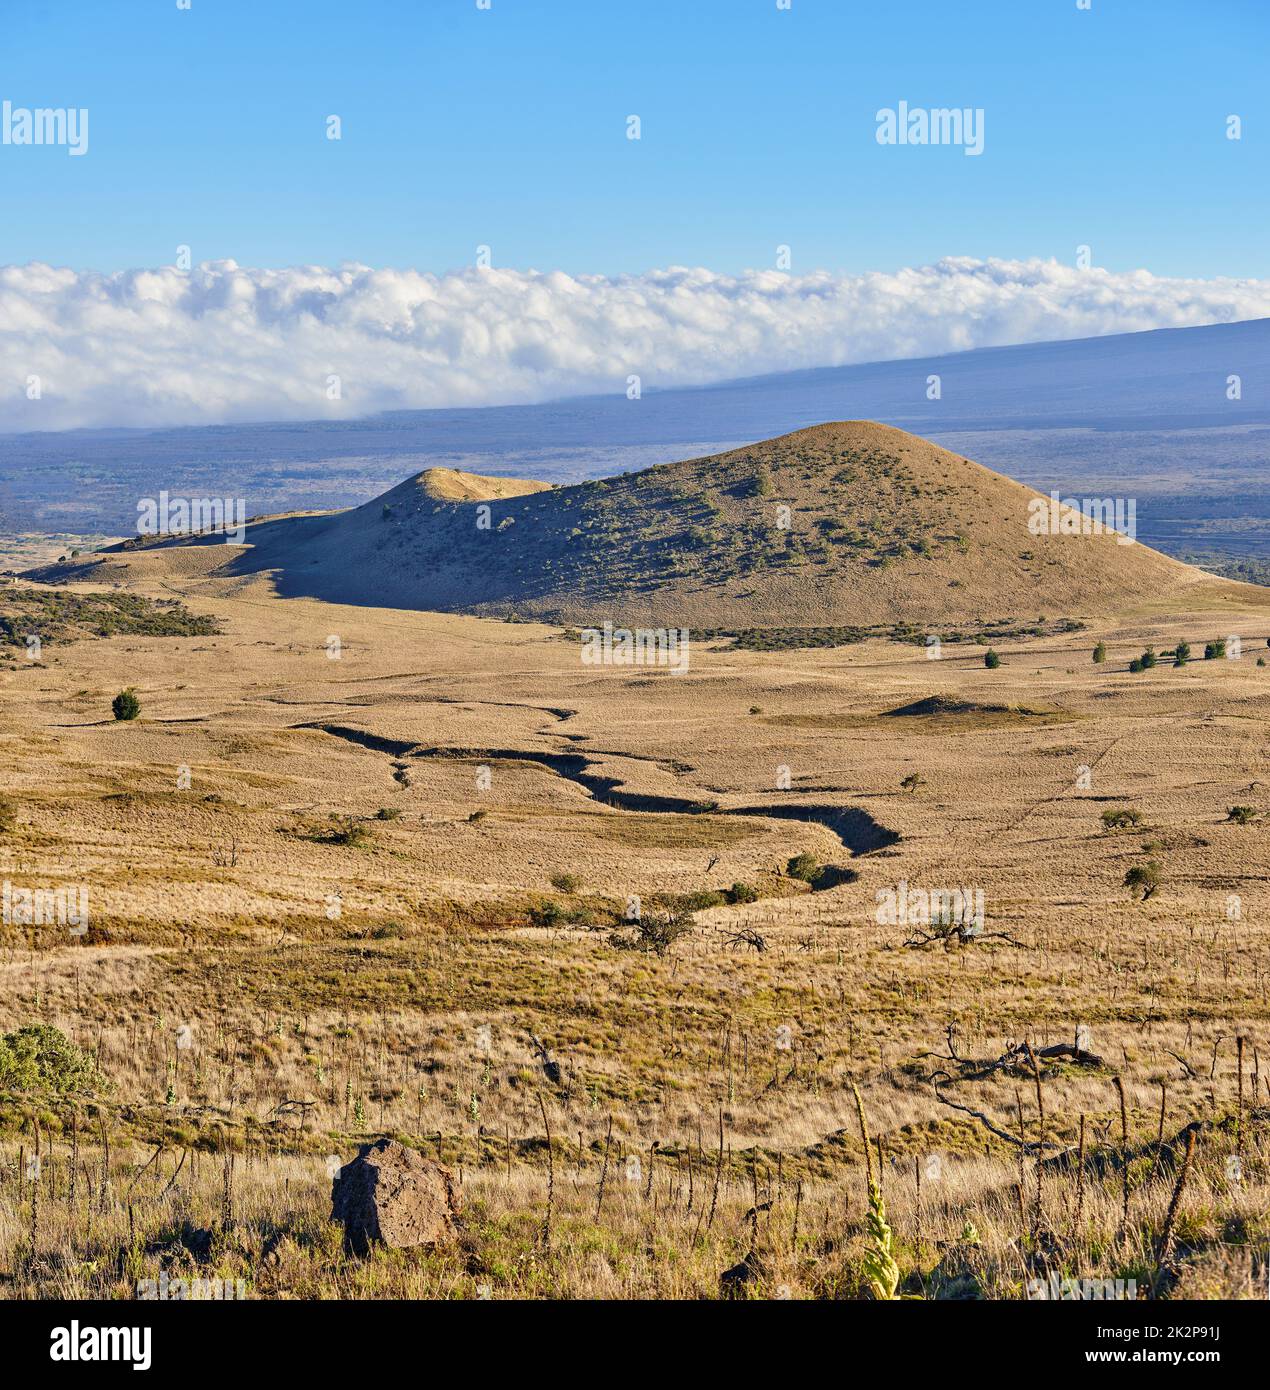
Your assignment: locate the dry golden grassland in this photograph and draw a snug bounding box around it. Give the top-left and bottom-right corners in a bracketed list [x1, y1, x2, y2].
[2, 562, 1270, 1300]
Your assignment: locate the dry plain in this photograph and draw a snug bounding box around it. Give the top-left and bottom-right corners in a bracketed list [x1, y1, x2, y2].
[2, 426, 1270, 1300]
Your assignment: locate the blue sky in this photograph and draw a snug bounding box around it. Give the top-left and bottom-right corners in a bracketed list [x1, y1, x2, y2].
[2, 0, 1266, 278]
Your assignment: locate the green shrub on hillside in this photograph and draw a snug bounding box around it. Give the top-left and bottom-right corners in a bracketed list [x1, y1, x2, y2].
[0, 1024, 98, 1094]
[786, 853, 823, 884]
[111, 688, 141, 721]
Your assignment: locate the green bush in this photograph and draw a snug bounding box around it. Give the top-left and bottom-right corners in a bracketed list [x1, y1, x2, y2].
[1226, 805, 1257, 825]
[1101, 807, 1144, 831]
[111, 688, 141, 721]
[529, 900, 566, 928]
[786, 852, 823, 884]
[0, 1024, 98, 1094]
[984, 649, 1001, 669]
[1092, 642, 1107, 663]
[550, 872, 581, 893]
[529, 897, 599, 928]
[726, 882, 760, 904]
[658, 889, 726, 912]
[1204, 639, 1226, 660]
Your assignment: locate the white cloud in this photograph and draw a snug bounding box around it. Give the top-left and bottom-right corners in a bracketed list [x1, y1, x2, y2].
[2, 256, 1268, 431]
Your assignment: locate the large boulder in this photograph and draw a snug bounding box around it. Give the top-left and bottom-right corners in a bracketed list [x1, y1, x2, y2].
[330, 1139, 460, 1255]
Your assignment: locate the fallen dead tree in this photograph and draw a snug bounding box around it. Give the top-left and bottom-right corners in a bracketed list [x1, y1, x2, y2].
[903, 922, 1029, 949]
[921, 1027, 1104, 1081]
[930, 1070, 1074, 1156]
[926, 1030, 1105, 1156]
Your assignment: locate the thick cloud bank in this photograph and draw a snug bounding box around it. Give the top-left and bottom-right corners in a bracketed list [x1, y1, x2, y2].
[3, 257, 1268, 431]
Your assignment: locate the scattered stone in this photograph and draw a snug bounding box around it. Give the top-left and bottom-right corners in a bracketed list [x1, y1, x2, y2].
[331, 1139, 460, 1255]
[719, 1249, 765, 1298]
[179, 1224, 214, 1263]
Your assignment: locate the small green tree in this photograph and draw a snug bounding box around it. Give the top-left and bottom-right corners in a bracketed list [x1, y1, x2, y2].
[1174, 641, 1190, 667]
[900, 773, 924, 793]
[111, 688, 141, 721]
[1124, 861, 1162, 900]
[984, 649, 1001, 669]
[1226, 805, 1257, 825]
[727, 881, 760, 904]
[1092, 641, 1107, 664]
[1140, 647, 1157, 670]
[1204, 638, 1226, 660]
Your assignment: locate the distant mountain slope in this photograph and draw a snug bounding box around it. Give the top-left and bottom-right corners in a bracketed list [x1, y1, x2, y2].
[689, 316, 1270, 434]
[3, 318, 1268, 555]
[67, 422, 1239, 630]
